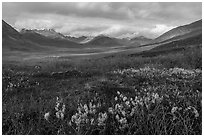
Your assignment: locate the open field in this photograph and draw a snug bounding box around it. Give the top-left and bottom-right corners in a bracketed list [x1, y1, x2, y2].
[2, 45, 202, 135]
[2, 41, 152, 62]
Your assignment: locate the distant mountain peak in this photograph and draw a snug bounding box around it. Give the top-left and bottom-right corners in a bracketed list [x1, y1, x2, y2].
[20, 28, 66, 39]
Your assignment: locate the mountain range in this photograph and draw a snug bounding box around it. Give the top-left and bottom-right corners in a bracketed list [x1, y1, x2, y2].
[2, 19, 202, 59]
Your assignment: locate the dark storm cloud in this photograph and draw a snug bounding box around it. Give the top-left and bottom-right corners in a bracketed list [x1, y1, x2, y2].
[2, 2, 202, 38]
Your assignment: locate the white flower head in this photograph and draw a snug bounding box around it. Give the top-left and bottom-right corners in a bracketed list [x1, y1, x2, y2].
[55, 96, 63, 111]
[125, 101, 130, 106]
[90, 108, 96, 114]
[123, 96, 127, 101]
[89, 102, 93, 108]
[171, 107, 178, 114]
[44, 112, 50, 121]
[116, 114, 120, 120]
[131, 101, 136, 106]
[56, 111, 64, 119]
[98, 112, 108, 126]
[130, 108, 135, 116]
[77, 106, 82, 114]
[84, 104, 89, 113]
[97, 102, 101, 108]
[121, 110, 126, 116]
[194, 110, 199, 118]
[187, 106, 199, 118]
[108, 107, 114, 114]
[90, 118, 94, 125]
[62, 104, 66, 112]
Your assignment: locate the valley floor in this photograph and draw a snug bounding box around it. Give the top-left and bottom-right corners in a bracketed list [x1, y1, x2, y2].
[2, 46, 202, 135]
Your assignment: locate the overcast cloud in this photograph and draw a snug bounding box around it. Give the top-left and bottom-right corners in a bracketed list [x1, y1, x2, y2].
[2, 2, 202, 38]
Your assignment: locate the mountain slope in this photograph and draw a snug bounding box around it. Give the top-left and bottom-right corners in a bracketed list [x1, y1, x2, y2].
[153, 20, 202, 43]
[2, 20, 46, 52]
[151, 34, 201, 52]
[2, 20, 21, 39]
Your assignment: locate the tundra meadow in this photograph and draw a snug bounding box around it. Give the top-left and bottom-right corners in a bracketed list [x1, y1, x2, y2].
[2, 47, 202, 135]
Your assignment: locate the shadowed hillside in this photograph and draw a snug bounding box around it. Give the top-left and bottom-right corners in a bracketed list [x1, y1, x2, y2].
[2, 20, 47, 52]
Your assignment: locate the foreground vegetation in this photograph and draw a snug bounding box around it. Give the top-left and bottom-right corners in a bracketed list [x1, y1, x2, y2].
[2, 46, 202, 134]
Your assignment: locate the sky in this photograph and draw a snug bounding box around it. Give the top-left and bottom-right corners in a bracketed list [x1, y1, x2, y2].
[2, 2, 202, 38]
